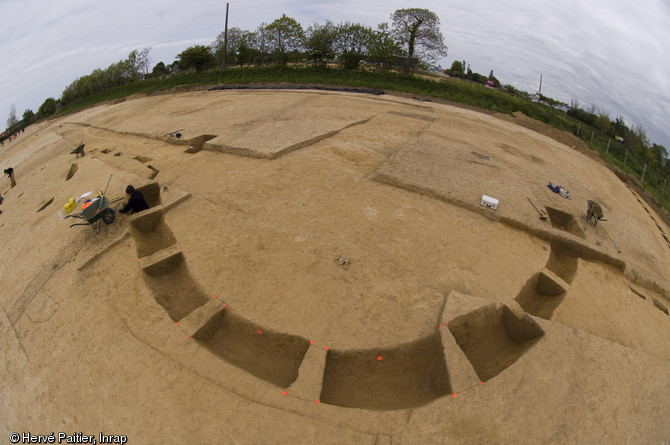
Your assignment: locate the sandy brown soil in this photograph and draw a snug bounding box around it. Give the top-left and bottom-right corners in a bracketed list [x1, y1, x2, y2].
[1, 89, 669, 444]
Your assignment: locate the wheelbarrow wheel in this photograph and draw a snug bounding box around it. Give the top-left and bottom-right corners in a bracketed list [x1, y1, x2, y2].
[102, 208, 116, 224]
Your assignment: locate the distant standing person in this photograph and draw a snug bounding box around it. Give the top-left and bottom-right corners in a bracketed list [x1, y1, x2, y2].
[119, 185, 150, 214]
[4, 167, 16, 187]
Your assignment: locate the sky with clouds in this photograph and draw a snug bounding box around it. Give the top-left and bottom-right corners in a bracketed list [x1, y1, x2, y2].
[1, 0, 669, 149]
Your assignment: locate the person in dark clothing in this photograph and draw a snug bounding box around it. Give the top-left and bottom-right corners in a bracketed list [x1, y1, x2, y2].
[119, 185, 150, 214]
[4, 167, 16, 187]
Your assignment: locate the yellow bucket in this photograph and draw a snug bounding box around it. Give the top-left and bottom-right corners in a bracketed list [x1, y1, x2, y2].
[63, 197, 76, 213]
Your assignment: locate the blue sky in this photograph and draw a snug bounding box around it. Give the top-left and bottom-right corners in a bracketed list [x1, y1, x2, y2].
[1, 0, 669, 149]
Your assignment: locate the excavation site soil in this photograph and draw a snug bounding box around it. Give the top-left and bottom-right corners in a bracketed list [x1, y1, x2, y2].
[1, 88, 670, 444]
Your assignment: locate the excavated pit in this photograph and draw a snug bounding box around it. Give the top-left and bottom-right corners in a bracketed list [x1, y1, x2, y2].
[515, 244, 576, 319]
[146, 165, 159, 179]
[37, 197, 54, 212]
[141, 261, 209, 322]
[545, 243, 579, 284]
[448, 304, 543, 382]
[194, 309, 310, 388]
[319, 332, 451, 410]
[515, 272, 566, 319]
[66, 163, 78, 181]
[184, 134, 217, 153]
[545, 207, 585, 239]
[131, 223, 176, 258]
[653, 298, 669, 315]
[133, 155, 152, 164]
[136, 182, 161, 207]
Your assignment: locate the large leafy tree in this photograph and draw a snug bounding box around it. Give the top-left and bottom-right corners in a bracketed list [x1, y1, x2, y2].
[212, 27, 246, 69]
[265, 14, 304, 65]
[390, 8, 447, 72]
[177, 45, 215, 72]
[22, 109, 36, 125]
[236, 30, 258, 67]
[448, 60, 465, 77]
[367, 23, 401, 71]
[37, 98, 57, 118]
[334, 22, 372, 69]
[305, 21, 337, 67]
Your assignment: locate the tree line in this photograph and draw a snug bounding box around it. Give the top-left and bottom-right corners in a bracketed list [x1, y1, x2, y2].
[4, 8, 446, 137]
[567, 99, 669, 177]
[3, 7, 668, 183]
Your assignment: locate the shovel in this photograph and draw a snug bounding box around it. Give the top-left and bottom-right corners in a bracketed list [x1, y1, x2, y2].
[527, 198, 548, 220]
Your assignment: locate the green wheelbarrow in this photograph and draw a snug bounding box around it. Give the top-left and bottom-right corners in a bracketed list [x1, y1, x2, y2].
[65, 193, 116, 233]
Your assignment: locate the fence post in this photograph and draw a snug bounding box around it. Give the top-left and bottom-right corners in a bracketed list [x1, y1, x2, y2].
[577, 123, 581, 136]
[641, 164, 647, 183]
[663, 179, 667, 199]
[590, 129, 594, 144]
[623, 150, 628, 168]
[606, 139, 611, 154]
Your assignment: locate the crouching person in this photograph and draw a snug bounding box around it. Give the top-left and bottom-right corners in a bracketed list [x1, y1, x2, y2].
[119, 185, 150, 214]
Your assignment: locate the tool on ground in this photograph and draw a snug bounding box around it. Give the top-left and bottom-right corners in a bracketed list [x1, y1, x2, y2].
[527, 197, 548, 220]
[603, 227, 621, 253]
[595, 234, 607, 245]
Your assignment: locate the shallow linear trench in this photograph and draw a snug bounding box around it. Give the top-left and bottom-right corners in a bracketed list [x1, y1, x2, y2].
[120, 181, 595, 410]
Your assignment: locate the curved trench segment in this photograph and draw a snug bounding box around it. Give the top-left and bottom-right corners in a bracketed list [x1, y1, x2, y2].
[123, 183, 567, 408]
[515, 241, 578, 319]
[448, 302, 544, 382]
[128, 187, 209, 322]
[193, 308, 311, 388]
[319, 332, 451, 410]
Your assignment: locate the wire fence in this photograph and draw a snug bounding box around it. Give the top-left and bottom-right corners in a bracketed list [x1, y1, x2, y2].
[576, 126, 669, 211]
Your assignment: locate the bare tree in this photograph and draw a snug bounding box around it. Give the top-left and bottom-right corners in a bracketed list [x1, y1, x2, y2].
[6, 104, 17, 129]
[138, 47, 152, 76]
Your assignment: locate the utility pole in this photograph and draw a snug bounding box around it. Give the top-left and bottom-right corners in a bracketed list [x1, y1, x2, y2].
[538, 74, 542, 96]
[223, 2, 229, 71]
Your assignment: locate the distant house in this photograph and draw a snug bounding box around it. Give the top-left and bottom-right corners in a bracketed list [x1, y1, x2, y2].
[485, 80, 495, 88]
